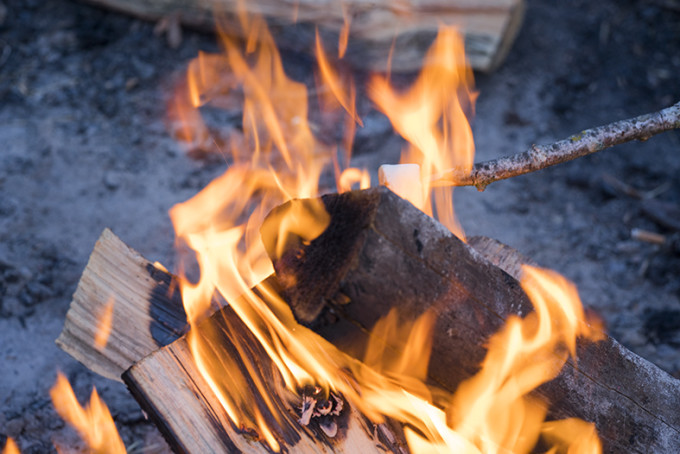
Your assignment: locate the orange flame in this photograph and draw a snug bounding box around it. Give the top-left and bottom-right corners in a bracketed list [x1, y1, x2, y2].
[168, 11, 603, 453]
[444, 265, 604, 452]
[542, 418, 602, 454]
[50, 372, 126, 454]
[94, 296, 115, 350]
[369, 27, 477, 240]
[314, 28, 367, 193]
[1, 439, 19, 454]
[338, 2, 350, 58]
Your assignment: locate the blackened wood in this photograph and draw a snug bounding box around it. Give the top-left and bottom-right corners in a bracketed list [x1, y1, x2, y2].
[264, 186, 680, 453]
[124, 302, 408, 454]
[58, 229, 406, 453]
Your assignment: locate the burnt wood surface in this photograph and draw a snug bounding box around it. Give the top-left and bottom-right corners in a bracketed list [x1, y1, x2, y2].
[123, 303, 408, 454]
[82, 0, 525, 72]
[263, 186, 680, 453]
[57, 229, 406, 453]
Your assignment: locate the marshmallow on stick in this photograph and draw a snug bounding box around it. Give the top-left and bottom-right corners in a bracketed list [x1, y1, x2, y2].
[378, 164, 424, 209]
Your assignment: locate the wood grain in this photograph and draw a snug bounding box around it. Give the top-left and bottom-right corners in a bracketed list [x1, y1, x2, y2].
[124, 305, 408, 453]
[83, 0, 525, 72]
[56, 228, 186, 381]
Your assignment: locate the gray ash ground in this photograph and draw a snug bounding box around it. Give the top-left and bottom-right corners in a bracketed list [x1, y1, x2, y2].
[1, 0, 679, 451]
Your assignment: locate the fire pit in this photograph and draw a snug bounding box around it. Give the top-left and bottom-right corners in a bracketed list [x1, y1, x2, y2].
[1, 0, 679, 453]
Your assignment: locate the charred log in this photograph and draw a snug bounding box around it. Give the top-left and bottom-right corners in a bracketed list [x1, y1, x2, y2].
[263, 186, 680, 453]
[123, 303, 408, 454]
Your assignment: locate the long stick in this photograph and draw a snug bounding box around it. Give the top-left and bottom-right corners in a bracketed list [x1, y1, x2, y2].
[433, 101, 680, 191]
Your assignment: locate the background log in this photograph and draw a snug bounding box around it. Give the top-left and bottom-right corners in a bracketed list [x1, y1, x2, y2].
[82, 0, 525, 72]
[263, 186, 680, 453]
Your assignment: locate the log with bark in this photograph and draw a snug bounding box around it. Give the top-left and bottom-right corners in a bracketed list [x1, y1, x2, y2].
[262, 186, 680, 453]
[83, 0, 525, 72]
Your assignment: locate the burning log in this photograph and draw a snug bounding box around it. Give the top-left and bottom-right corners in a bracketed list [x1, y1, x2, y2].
[57, 229, 407, 453]
[58, 202, 680, 452]
[124, 303, 408, 453]
[263, 186, 680, 453]
[82, 0, 524, 72]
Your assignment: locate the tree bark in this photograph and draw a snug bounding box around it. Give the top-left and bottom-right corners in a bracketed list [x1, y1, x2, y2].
[263, 186, 680, 453]
[434, 101, 680, 190]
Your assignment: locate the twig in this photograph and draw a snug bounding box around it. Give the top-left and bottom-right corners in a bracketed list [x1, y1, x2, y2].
[433, 101, 680, 191]
[631, 228, 666, 245]
[601, 173, 671, 200]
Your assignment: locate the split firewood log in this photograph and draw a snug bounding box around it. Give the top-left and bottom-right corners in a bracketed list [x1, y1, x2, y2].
[262, 186, 680, 453]
[58, 198, 680, 452]
[82, 0, 525, 72]
[124, 301, 409, 453]
[57, 229, 407, 453]
[56, 229, 187, 382]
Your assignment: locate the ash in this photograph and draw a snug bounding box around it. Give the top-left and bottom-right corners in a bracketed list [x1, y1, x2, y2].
[0, 0, 678, 451]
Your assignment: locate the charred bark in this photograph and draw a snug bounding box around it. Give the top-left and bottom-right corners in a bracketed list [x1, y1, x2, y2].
[263, 186, 680, 453]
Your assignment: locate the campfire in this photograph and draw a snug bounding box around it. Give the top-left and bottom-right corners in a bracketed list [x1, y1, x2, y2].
[9, 3, 678, 454]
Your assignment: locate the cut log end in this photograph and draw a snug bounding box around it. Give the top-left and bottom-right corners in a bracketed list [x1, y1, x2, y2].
[265, 187, 680, 453]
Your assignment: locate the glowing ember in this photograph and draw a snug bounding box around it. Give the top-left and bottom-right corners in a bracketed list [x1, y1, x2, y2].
[166, 9, 604, 452]
[1, 439, 19, 454]
[50, 372, 126, 454]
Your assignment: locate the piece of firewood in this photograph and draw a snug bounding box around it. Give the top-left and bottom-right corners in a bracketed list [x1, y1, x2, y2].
[57, 229, 406, 453]
[82, 0, 524, 72]
[263, 186, 680, 453]
[56, 228, 187, 381]
[434, 100, 680, 190]
[124, 304, 408, 454]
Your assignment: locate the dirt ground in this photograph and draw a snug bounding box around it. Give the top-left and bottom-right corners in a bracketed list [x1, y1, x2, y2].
[1, 0, 679, 452]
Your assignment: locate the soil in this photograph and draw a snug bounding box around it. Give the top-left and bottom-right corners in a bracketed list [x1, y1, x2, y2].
[1, 0, 679, 452]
